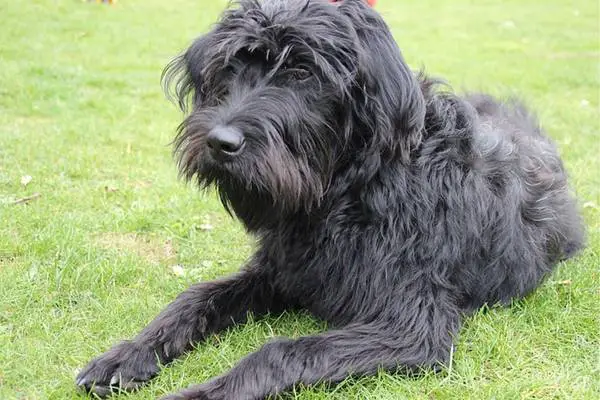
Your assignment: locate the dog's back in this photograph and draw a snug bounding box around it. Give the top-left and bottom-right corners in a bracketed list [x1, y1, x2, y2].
[469, 92, 584, 255]
[445, 91, 586, 306]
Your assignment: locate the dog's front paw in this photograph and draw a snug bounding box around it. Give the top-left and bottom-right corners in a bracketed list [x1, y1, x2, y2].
[76, 340, 159, 397]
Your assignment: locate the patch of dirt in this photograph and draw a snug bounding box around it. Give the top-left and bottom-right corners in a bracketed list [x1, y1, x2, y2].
[94, 233, 176, 265]
[0, 255, 17, 267]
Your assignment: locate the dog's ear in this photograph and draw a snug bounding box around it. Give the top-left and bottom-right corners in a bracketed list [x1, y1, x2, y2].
[161, 2, 259, 112]
[162, 34, 212, 113]
[342, 3, 426, 163]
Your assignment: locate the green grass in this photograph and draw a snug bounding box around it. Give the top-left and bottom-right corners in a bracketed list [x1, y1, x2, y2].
[0, 0, 598, 399]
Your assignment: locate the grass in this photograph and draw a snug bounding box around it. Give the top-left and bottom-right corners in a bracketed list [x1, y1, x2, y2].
[0, 0, 598, 399]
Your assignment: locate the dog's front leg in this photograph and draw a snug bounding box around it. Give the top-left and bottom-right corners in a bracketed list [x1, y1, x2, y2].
[162, 296, 461, 400]
[76, 261, 281, 397]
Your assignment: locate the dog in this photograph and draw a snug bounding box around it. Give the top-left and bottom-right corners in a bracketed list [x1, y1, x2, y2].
[76, 0, 585, 399]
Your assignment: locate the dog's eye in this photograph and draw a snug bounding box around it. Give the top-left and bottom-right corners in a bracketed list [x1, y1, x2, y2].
[288, 67, 311, 81]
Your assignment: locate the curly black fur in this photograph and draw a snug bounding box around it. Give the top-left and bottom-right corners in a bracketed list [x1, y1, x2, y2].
[76, 1, 585, 399]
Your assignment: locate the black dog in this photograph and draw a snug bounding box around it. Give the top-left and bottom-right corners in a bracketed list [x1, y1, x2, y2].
[76, 0, 585, 398]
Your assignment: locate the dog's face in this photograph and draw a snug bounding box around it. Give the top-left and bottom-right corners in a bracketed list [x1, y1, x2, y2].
[163, 0, 425, 230]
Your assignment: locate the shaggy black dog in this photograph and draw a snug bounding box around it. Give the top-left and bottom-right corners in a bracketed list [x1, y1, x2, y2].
[76, 0, 585, 399]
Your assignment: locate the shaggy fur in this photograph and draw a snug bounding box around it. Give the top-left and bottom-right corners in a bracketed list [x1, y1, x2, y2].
[76, 0, 585, 399]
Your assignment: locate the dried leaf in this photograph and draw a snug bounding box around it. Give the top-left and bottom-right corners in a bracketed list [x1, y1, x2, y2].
[13, 193, 41, 205]
[20, 175, 32, 187]
[171, 265, 185, 277]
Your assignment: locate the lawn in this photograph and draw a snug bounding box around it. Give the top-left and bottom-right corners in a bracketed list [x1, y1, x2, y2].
[0, 0, 598, 399]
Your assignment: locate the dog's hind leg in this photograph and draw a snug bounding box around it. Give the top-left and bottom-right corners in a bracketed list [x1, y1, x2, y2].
[76, 260, 282, 397]
[161, 287, 461, 400]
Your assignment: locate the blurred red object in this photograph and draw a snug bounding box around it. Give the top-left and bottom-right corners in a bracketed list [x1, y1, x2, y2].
[330, 0, 377, 7]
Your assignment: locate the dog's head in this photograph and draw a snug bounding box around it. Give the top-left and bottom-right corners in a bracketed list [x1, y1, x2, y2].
[163, 0, 425, 230]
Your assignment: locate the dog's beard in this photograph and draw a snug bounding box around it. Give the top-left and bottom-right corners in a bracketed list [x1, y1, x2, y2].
[174, 97, 333, 230]
[200, 159, 323, 231]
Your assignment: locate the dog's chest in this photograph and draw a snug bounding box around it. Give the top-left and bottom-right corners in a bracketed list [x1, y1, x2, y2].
[267, 223, 399, 325]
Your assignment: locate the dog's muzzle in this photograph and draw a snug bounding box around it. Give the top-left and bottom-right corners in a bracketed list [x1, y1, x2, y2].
[207, 125, 245, 159]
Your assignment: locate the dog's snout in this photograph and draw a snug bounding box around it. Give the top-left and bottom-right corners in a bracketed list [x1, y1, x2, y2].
[207, 125, 245, 156]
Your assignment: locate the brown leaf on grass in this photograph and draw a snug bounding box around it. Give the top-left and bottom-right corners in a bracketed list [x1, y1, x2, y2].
[13, 192, 41, 205]
[104, 186, 118, 193]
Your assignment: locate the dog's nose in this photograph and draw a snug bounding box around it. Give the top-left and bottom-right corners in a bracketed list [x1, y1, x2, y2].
[206, 125, 245, 156]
